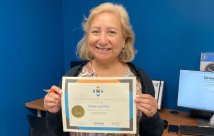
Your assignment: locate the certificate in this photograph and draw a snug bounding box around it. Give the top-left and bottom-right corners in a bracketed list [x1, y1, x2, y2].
[61, 77, 136, 134]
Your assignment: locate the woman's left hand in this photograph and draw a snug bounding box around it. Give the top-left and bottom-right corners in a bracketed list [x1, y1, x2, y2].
[135, 93, 158, 117]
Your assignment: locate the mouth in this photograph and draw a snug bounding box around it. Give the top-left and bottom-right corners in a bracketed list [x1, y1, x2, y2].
[96, 47, 111, 52]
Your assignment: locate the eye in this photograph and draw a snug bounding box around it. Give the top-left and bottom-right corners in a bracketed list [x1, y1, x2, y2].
[91, 30, 98, 33]
[108, 30, 117, 35]
[90, 30, 100, 35]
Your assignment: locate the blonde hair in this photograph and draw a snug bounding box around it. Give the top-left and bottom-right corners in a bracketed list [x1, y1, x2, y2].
[76, 2, 135, 62]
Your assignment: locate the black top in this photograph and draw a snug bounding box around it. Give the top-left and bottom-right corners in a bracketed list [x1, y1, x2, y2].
[46, 62, 164, 136]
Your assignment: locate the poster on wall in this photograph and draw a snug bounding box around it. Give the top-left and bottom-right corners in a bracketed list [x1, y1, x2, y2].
[200, 52, 214, 72]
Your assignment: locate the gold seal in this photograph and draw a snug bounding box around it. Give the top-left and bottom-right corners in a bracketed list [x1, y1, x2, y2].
[71, 105, 85, 118]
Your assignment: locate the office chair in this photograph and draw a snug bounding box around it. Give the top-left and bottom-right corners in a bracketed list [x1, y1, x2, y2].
[27, 114, 50, 136]
[152, 80, 164, 110]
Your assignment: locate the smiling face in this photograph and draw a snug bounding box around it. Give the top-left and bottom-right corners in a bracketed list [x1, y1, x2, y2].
[87, 12, 125, 63]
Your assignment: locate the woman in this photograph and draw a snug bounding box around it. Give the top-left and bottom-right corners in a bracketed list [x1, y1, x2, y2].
[44, 2, 164, 136]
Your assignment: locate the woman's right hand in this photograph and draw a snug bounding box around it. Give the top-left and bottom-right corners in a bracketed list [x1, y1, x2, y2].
[44, 85, 62, 113]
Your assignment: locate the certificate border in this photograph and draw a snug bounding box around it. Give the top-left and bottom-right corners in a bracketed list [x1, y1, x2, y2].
[62, 77, 136, 133]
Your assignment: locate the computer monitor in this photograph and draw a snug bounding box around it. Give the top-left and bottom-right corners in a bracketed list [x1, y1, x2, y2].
[177, 70, 214, 118]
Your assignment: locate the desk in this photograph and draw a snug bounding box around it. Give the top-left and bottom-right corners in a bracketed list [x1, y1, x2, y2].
[160, 109, 197, 136]
[25, 98, 46, 117]
[25, 98, 197, 135]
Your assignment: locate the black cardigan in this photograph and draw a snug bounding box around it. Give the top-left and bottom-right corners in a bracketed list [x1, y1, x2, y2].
[46, 62, 164, 136]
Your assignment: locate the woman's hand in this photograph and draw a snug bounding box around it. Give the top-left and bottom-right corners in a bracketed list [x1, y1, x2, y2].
[44, 85, 62, 113]
[135, 93, 158, 117]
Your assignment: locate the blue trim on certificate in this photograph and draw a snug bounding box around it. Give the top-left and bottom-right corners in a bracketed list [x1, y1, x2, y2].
[64, 91, 69, 119]
[78, 127, 120, 131]
[129, 92, 133, 119]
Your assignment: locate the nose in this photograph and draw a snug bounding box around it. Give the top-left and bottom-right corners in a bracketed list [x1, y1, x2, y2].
[98, 32, 108, 46]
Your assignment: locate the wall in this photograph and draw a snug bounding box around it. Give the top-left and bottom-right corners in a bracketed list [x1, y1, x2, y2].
[0, 0, 64, 135]
[63, 0, 214, 110]
[0, 0, 214, 135]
